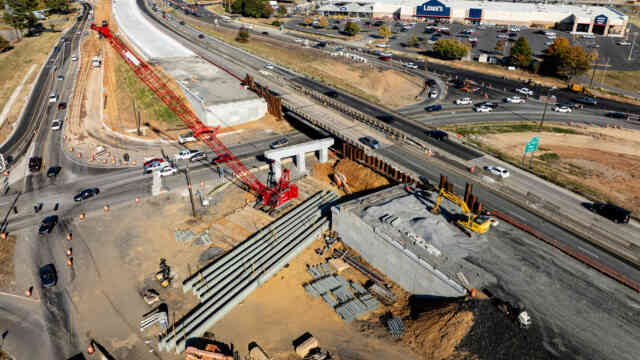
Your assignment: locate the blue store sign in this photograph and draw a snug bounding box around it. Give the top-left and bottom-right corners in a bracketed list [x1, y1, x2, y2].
[468, 8, 482, 19]
[416, 0, 451, 18]
[594, 14, 608, 25]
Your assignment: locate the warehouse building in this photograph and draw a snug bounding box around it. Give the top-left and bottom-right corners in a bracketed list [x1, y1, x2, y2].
[317, 0, 628, 36]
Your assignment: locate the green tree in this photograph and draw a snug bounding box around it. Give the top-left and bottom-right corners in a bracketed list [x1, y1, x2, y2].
[277, 5, 287, 17]
[407, 34, 419, 48]
[544, 38, 595, 79]
[262, 4, 273, 18]
[378, 24, 391, 41]
[45, 0, 70, 14]
[343, 21, 359, 36]
[510, 36, 533, 68]
[0, 34, 10, 52]
[231, 0, 244, 14]
[432, 39, 468, 60]
[236, 27, 249, 42]
[318, 16, 328, 27]
[243, 0, 264, 18]
[3, 0, 40, 39]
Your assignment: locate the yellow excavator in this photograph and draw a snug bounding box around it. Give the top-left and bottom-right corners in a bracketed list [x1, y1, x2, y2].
[431, 179, 493, 234]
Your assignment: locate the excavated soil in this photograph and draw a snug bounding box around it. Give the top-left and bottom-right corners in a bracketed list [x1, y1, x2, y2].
[313, 158, 391, 193]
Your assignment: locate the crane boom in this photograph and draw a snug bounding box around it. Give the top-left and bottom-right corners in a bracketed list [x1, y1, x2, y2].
[91, 23, 297, 208]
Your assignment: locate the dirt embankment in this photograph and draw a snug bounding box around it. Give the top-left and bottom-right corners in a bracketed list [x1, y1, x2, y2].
[313, 158, 391, 193]
[476, 126, 640, 213]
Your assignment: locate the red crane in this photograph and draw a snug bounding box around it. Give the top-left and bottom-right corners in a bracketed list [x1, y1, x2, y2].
[90, 23, 297, 209]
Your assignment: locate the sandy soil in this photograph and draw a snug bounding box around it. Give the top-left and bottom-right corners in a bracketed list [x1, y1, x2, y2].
[0, 235, 17, 292]
[313, 158, 391, 193]
[478, 126, 640, 212]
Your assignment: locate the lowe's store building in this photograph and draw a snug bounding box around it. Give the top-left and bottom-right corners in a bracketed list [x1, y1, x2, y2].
[317, 0, 628, 36]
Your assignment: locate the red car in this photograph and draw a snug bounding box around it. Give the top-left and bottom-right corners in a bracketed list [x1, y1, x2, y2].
[144, 157, 163, 167]
[211, 153, 232, 164]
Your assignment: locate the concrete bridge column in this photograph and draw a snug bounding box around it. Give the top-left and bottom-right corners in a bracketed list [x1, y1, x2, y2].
[319, 147, 329, 163]
[296, 153, 306, 173]
[271, 160, 282, 180]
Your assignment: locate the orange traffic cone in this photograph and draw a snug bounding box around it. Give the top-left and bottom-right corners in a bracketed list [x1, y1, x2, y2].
[66, 248, 72, 257]
[79, 213, 85, 220]
[87, 341, 95, 355]
[25, 286, 32, 297]
[135, 197, 140, 203]
[67, 257, 73, 267]
[67, 233, 72, 241]
[103, 205, 109, 212]
[0, 233, 6, 240]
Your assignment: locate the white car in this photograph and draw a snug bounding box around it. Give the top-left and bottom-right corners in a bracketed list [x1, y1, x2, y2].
[544, 31, 556, 37]
[264, 63, 274, 70]
[376, 43, 390, 48]
[51, 119, 62, 130]
[497, 34, 509, 39]
[545, 41, 555, 46]
[71, 55, 78, 61]
[515, 87, 534, 96]
[380, 51, 392, 57]
[404, 62, 418, 69]
[178, 132, 197, 144]
[174, 149, 196, 160]
[455, 97, 472, 105]
[468, 37, 478, 42]
[474, 106, 492, 112]
[617, 40, 632, 46]
[553, 105, 572, 113]
[48, 93, 58, 103]
[160, 166, 177, 177]
[505, 96, 526, 104]
[485, 165, 510, 178]
[509, 26, 520, 32]
[429, 90, 438, 98]
[581, 33, 595, 39]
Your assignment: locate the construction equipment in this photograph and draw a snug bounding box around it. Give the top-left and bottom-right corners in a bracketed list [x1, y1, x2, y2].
[156, 258, 172, 288]
[431, 176, 493, 234]
[332, 172, 351, 194]
[185, 345, 233, 360]
[569, 83, 593, 96]
[458, 79, 480, 93]
[90, 23, 297, 210]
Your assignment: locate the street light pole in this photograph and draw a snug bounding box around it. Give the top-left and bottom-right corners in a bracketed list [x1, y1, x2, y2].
[628, 32, 637, 61]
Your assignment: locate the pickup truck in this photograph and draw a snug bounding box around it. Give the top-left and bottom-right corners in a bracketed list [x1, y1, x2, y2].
[178, 132, 197, 144]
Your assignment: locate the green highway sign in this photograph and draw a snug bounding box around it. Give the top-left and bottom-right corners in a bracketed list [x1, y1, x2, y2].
[524, 136, 539, 154]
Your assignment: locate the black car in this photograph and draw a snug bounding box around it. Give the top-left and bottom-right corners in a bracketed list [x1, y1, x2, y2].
[190, 151, 207, 162]
[590, 203, 631, 224]
[39, 264, 57, 288]
[606, 111, 627, 119]
[261, 31, 269, 35]
[359, 136, 380, 149]
[575, 96, 597, 105]
[29, 157, 42, 172]
[47, 166, 61, 177]
[57, 102, 67, 110]
[325, 91, 339, 99]
[39, 215, 58, 234]
[426, 79, 437, 86]
[270, 138, 289, 149]
[198, 34, 205, 39]
[74, 188, 100, 202]
[427, 130, 448, 140]
[425, 104, 442, 112]
[475, 101, 498, 109]
[179, 21, 185, 25]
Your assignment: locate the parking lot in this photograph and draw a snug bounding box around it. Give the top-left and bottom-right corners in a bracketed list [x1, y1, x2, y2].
[286, 18, 640, 70]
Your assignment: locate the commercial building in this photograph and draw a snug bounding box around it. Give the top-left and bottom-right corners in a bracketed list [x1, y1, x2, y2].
[317, 0, 628, 36]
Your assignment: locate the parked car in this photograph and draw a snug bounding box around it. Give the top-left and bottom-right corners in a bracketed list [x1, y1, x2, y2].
[189, 151, 207, 162]
[359, 136, 380, 149]
[73, 188, 100, 201]
[590, 202, 631, 223]
[474, 106, 492, 112]
[39, 264, 57, 288]
[39, 215, 59, 234]
[46, 166, 61, 177]
[575, 96, 597, 105]
[29, 157, 42, 172]
[178, 132, 197, 144]
[211, 153, 232, 164]
[425, 104, 442, 112]
[57, 102, 67, 110]
[51, 119, 62, 130]
[160, 166, 177, 177]
[174, 149, 196, 160]
[515, 87, 534, 96]
[455, 97, 472, 105]
[504, 96, 525, 104]
[497, 34, 509, 39]
[553, 105, 572, 113]
[270, 138, 289, 149]
[606, 111, 628, 119]
[484, 165, 510, 178]
[426, 130, 448, 140]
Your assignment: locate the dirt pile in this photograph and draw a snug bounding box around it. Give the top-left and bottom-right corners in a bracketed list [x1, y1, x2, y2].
[401, 298, 474, 360]
[313, 159, 390, 193]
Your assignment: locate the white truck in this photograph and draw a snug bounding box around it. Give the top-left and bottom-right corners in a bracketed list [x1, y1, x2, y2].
[178, 132, 197, 144]
[92, 56, 101, 68]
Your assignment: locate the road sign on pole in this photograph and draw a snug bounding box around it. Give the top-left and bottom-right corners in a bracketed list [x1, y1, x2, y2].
[524, 136, 539, 154]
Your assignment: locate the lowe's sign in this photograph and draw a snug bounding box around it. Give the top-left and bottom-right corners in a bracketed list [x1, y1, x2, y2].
[416, 0, 451, 18]
[594, 14, 608, 25]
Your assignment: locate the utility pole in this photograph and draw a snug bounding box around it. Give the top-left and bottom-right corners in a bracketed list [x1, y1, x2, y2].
[628, 32, 637, 61]
[184, 161, 197, 217]
[539, 89, 551, 129]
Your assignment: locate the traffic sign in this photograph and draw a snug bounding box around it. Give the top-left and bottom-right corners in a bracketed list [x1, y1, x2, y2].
[524, 136, 539, 154]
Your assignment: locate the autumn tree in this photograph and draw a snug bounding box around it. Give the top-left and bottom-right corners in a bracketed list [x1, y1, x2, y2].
[378, 24, 391, 41]
[343, 21, 359, 36]
[407, 34, 419, 48]
[510, 36, 533, 68]
[236, 27, 250, 42]
[494, 39, 505, 55]
[277, 5, 287, 17]
[262, 3, 274, 18]
[318, 16, 328, 27]
[432, 39, 468, 60]
[544, 38, 595, 79]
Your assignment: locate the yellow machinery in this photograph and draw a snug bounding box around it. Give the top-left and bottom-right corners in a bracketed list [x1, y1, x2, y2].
[431, 181, 493, 234]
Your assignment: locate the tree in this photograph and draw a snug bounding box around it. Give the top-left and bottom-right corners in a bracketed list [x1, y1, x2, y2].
[544, 38, 595, 79]
[262, 4, 273, 18]
[318, 16, 328, 27]
[0, 35, 10, 52]
[378, 24, 391, 41]
[432, 39, 468, 60]
[236, 27, 249, 42]
[45, 0, 70, 14]
[494, 39, 505, 55]
[510, 36, 533, 68]
[343, 21, 359, 36]
[231, 0, 244, 14]
[243, 0, 264, 18]
[3, 0, 40, 39]
[407, 34, 419, 48]
[303, 15, 312, 26]
[277, 5, 287, 17]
